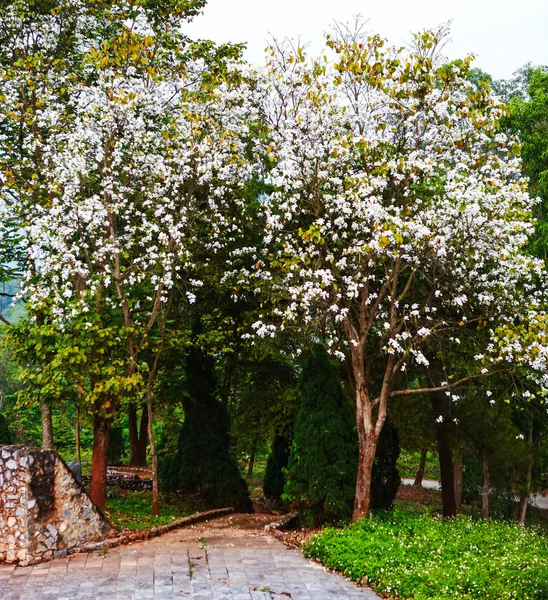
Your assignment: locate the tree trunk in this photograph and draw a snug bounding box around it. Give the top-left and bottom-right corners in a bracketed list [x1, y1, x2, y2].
[517, 496, 529, 525]
[517, 426, 534, 526]
[453, 453, 463, 510]
[346, 325, 390, 521]
[128, 404, 140, 466]
[41, 400, 54, 450]
[75, 405, 81, 464]
[129, 404, 149, 467]
[147, 390, 159, 517]
[247, 440, 257, 478]
[482, 457, 490, 519]
[138, 405, 148, 466]
[414, 447, 427, 486]
[90, 412, 111, 510]
[352, 427, 378, 521]
[431, 390, 457, 518]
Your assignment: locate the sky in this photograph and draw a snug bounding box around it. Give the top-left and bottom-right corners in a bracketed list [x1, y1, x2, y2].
[183, 0, 548, 80]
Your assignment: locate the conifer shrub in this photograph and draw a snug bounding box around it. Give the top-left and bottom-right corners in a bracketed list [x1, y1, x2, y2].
[283, 345, 357, 525]
[371, 417, 401, 510]
[263, 433, 291, 504]
[159, 342, 251, 512]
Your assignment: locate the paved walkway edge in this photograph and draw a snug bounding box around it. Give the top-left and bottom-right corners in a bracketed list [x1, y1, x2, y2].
[264, 511, 299, 532]
[68, 507, 235, 556]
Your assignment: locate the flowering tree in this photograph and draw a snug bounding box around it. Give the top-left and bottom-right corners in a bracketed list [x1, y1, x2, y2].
[254, 24, 548, 519]
[1, 1, 258, 509]
[25, 68, 256, 507]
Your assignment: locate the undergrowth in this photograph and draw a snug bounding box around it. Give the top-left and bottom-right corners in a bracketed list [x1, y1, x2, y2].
[304, 509, 548, 599]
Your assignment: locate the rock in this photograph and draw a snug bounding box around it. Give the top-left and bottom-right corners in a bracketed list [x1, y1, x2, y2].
[264, 512, 300, 532]
[46, 523, 58, 537]
[67, 461, 82, 485]
[1, 447, 110, 566]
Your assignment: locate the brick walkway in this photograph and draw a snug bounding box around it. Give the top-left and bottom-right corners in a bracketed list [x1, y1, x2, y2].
[0, 514, 379, 600]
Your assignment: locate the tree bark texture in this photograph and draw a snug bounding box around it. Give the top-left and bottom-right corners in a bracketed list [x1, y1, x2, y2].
[90, 411, 111, 510]
[128, 404, 139, 465]
[430, 390, 457, 518]
[414, 447, 428, 486]
[41, 400, 54, 450]
[348, 344, 389, 521]
[517, 496, 529, 526]
[129, 404, 148, 467]
[138, 406, 149, 465]
[353, 429, 379, 521]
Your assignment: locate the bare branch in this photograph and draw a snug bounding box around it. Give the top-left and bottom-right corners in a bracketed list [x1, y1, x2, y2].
[384, 369, 508, 401]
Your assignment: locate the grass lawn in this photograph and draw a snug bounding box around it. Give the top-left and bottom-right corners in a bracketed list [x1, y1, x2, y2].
[304, 509, 548, 600]
[104, 490, 193, 532]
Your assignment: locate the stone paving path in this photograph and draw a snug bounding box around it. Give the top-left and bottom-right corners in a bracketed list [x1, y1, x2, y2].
[0, 514, 379, 600]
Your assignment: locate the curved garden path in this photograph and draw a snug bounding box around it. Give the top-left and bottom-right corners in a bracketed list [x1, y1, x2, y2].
[0, 513, 380, 600]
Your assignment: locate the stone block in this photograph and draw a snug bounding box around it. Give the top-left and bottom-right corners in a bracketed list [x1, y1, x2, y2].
[0, 445, 111, 566]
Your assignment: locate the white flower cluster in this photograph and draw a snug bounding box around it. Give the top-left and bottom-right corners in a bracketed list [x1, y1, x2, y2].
[247, 31, 548, 394]
[15, 66, 259, 325]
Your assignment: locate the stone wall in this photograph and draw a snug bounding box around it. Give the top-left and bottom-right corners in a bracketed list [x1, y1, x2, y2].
[81, 474, 152, 491]
[0, 446, 111, 565]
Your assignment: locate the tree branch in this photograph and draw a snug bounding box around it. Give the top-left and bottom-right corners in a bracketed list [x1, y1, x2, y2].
[385, 369, 507, 401]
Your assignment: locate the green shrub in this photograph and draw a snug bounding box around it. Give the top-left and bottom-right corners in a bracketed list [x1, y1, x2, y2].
[305, 510, 548, 599]
[283, 345, 357, 525]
